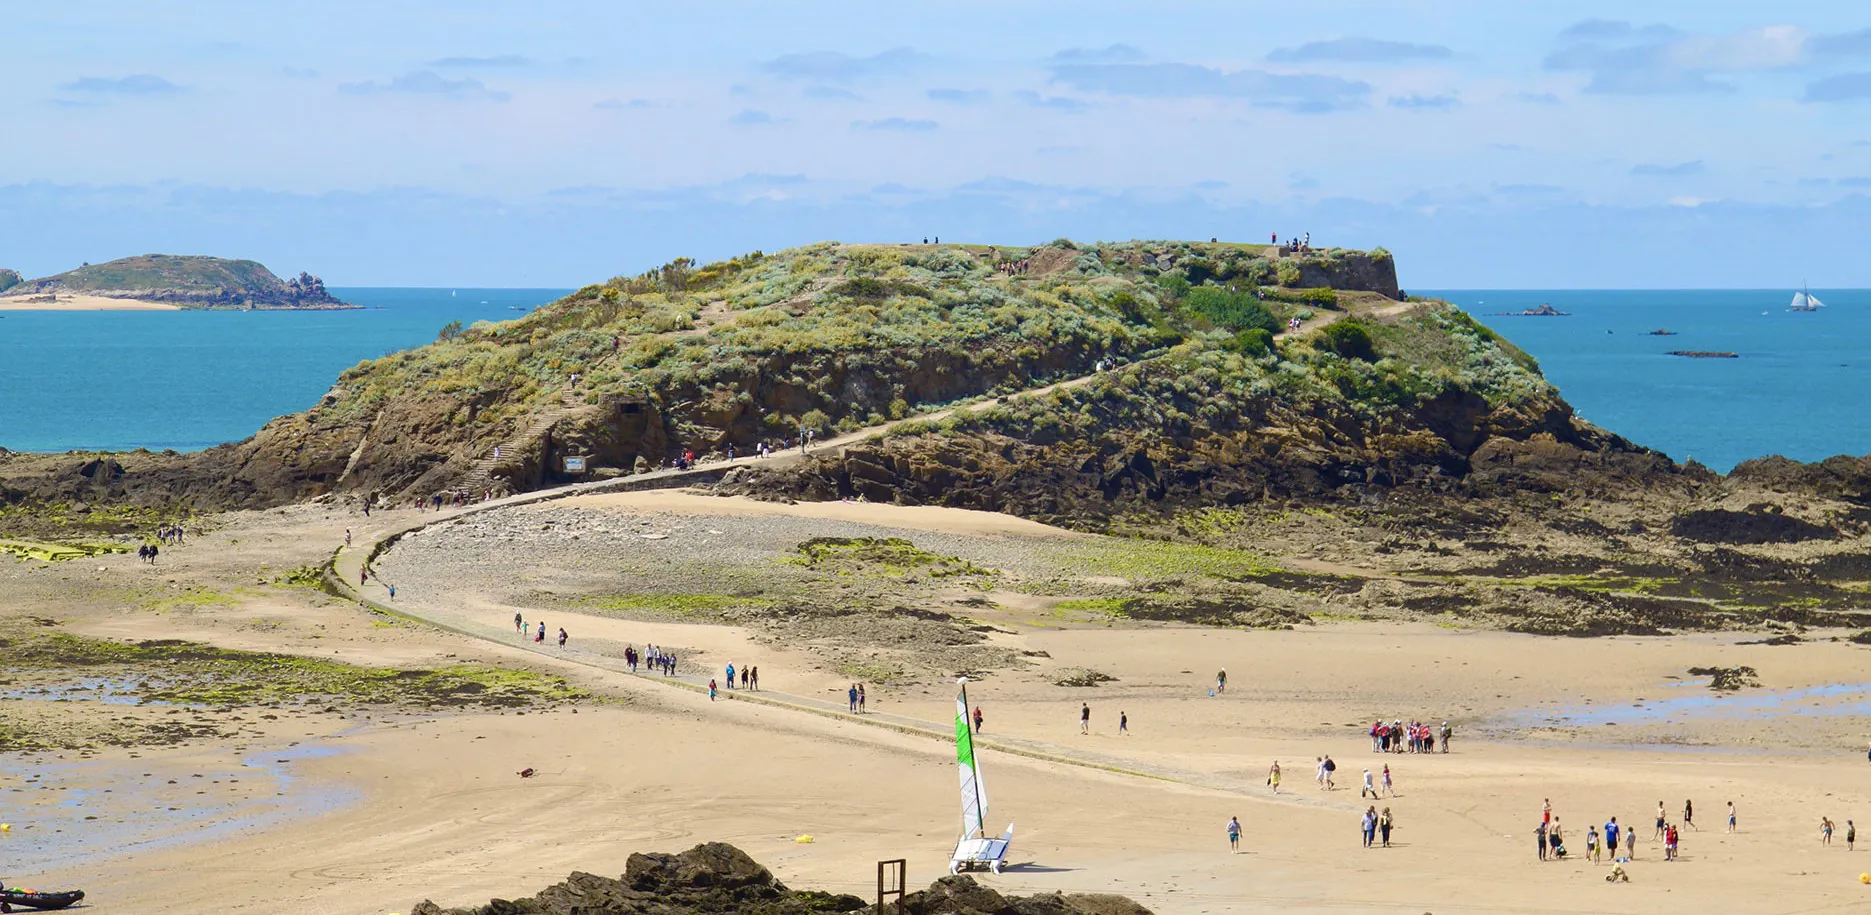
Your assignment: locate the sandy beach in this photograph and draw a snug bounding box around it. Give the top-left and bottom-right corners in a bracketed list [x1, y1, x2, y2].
[0, 293, 180, 311]
[6, 494, 1871, 913]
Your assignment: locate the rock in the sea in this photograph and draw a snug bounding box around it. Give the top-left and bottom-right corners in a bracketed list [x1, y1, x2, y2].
[410, 844, 1152, 915]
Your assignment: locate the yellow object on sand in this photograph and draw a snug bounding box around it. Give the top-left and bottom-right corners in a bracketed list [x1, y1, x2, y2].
[1860, 871, 1869, 884]
[1, 822, 10, 831]
[795, 835, 815, 843]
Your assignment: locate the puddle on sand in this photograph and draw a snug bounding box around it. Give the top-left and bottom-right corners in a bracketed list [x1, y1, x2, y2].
[0, 739, 359, 873]
[1499, 682, 1871, 729]
[0, 675, 184, 706]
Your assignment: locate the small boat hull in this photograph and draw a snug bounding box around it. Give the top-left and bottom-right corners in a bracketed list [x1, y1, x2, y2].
[1, 888, 86, 911]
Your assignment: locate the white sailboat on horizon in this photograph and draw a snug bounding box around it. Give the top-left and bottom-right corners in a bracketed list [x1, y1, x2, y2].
[1790, 283, 1825, 312]
[949, 677, 1014, 875]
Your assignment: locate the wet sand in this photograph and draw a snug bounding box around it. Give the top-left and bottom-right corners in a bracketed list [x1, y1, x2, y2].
[8, 497, 1871, 913]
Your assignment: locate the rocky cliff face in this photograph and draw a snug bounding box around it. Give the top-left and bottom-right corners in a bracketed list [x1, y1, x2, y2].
[412, 842, 1151, 915]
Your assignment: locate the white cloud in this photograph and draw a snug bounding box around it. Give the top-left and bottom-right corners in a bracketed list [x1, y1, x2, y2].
[339, 71, 510, 102]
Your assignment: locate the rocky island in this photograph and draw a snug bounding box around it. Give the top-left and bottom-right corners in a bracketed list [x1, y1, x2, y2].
[0, 254, 356, 310]
[1491, 303, 1569, 316]
[1668, 350, 1739, 358]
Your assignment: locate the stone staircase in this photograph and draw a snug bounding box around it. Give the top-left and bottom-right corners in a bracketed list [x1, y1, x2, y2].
[456, 390, 593, 496]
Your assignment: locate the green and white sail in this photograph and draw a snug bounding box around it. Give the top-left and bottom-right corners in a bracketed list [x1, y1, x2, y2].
[955, 678, 988, 839]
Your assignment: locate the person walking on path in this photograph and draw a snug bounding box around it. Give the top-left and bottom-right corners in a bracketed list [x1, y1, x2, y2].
[557, 627, 568, 647]
[1227, 816, 1242, 852]
[725, 663, 736, 690]
[1378, 808, 1394, 847]
[1381, 764, 1395, 797]
[1684, 799, 1697, 830]
[749, 666, 758, 690]
[1727, 801, 1737, 833]
[708, 679, 718, 702]
[1322, 755, 1337, 790]
[1267, 761, 1281, 794]
[973, 705, 984, 734]
[514, 612, 523, 633]
[858, 684, 867, 712]
[1361, 807, 1378, 848]
[1080, 702, 1091, 735]
[535, 622, 546, 644]
[740, 667, 749, 689]
[848, 684, 859, 713]
[1119, 711, 1129, 735]
[387, 583, 396, 600]
[1361, 769, 1376, 799]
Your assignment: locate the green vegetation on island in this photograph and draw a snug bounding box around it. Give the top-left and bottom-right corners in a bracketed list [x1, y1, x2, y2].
[0, 254, 354, 309]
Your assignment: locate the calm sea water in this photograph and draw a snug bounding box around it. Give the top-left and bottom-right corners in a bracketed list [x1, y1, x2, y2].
[1423, 289, 1871, 472]
[2, 287, 1866, 471]
[0, 288, 566, 452]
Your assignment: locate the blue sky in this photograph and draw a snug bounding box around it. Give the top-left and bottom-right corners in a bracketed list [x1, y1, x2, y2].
[4, 2, 1871, 287]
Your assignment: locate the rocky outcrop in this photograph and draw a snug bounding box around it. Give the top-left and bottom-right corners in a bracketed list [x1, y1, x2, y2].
[1285, 250, 1400, 299]
[0, 268, 21, 294]
[410, 842, 1151, 915]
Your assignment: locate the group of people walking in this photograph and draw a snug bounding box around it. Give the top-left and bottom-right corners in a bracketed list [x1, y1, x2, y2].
[511, 612, 567, 647]
[1369, 719, 1449, 754]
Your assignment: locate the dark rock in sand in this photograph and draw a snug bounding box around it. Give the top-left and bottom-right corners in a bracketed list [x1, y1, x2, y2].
[411, 843, 1153, 915]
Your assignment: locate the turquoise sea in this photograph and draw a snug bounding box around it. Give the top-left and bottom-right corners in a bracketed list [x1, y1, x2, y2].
[2, 287, 1866, 472]
[1425, 289, 1871, 472]
[0, 288, 567, 453]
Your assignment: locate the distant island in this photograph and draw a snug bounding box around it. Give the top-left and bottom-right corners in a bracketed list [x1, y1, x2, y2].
[1491, 303, 1569, 316]
[1647, 329, 1678, 336]
[1668, 350, 1739, 359]
[0, 254, 357, 311]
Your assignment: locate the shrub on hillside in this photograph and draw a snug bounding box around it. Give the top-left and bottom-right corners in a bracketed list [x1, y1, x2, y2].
[1226, 327, 1274, 357]
[1182, 287, 1279, 335]
[1317, 321, 1377, 361]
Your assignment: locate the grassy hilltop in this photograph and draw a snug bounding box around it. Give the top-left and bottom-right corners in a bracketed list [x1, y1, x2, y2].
[2, 254, 351, 309]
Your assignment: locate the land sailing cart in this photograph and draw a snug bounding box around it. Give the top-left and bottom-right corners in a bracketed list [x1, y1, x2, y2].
[948, 677, 1015, 875]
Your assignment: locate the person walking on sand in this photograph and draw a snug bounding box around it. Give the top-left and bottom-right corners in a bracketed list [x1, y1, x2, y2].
[1727, 801, 1737, 832]
[1848, 819, 1857, 850]
[1315, 757, 1326, 789]
[1361, 768, 1375, 799]
[858, 684, 866, 712]
[1216, 668, 1227, 694]
[1587, 825, 1601, 864]
[1080, 702, 1091, 735]
[1267, 761, 1281, 794]
[535, 622, 546, 643]
[1379, 807, 1394, 847]
[973, 704, 984, 734]
[1322, 755, 1337, 790]
[725, 662, 736, 690]
[387, 583, 396, 600]
[740, 666, 749, 689]
[749, 666, 758, 690]
[708, 679, 717, 702]
[1654, 801, 1666, 839]
[1119, 710, 1129, 735]
[514, 612, 523, 633]
[557, 627, 567, 647]
[1227, 816, 1241, 852]
[848, 684, 859, 712]
[1823, 817, 1834, 845]
[1381, 764, 1395, 797]
[1684, 799, 1697, 830]
[1361, 807, 1377, 848]
[344, 529, 352, 547]
[1625, 824, 1635, 859]
[1605, 818, 1620, 859]
[1536, 821, 1549, 861]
